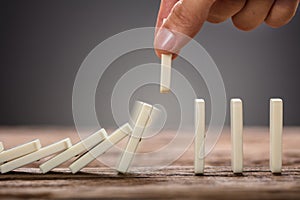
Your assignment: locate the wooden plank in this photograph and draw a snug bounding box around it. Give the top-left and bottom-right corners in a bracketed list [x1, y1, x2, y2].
[0, 127, 299, 199]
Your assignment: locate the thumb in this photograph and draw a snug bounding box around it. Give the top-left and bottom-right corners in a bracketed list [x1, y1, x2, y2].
[154, 0, 215, 57]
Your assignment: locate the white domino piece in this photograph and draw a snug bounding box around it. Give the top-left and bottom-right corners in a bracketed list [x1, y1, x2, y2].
[230, 98, 243, 174]
[270, 98, 283, 173]
[117, 103, 153, 173]
[160, 54, 172, 93]
[69, 124, 132, 174]
[0, 142, 3, 153]
[160, 18, 172, 94]
[1, 138, 72, 173]
[40, 129, 107, 173]
[194, 99, 205, 175]
[0, 139, 41, 164]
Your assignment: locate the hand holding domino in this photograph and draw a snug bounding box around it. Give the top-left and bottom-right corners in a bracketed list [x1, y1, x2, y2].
[160, 18, 172, 94]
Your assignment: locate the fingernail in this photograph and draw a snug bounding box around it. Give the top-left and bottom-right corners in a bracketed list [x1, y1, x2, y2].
[154, 28, 177, 52]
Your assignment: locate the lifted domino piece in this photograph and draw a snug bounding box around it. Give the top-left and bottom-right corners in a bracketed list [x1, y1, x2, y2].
[0, 142, 3, 153]
[40, 129, 107, 173]
[1, 138, 72, 173]
[0, 139, 41, 164]
[194, 99, 205, 175]
[230, 98, 244, 174]
[69, 124, 132, 174]
[270, 98, 283, 174]
[160, 54, 172, 93]
[117, 102, 153, 173]
[160, 18, 172, 94]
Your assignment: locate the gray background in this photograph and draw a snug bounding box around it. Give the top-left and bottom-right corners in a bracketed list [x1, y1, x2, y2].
[0, 0, 299, 127]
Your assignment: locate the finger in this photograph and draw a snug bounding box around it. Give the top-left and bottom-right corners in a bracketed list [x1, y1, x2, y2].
[154, 0, 216, 57]
[207, 0, 246, 23]
[265, 0, 299, 28]
[232, 0, 275, 31]
[155, 0, 179, 30]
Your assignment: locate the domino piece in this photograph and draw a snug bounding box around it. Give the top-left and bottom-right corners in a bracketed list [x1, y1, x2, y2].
[1, 138, 72, 173]
[270, 98, 283, 173]
[130, 101, 161, 129]
[40, 129, 107, 173]
[69, 124, 132, 174]
[117, 103, 153, 173]
[230, 98, 243, 174]
[0, 139, 41, 164]
[194, 99, 205, 175]
[0, 142, 3, 153]
[160, 54, 172, 93]
[160, 18, 172, 94]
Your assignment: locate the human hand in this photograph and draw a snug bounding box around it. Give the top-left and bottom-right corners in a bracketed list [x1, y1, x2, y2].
[154, 0, 299, 57]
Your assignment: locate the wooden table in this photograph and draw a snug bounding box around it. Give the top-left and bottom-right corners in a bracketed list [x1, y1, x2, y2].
[0, 127, 299, 199]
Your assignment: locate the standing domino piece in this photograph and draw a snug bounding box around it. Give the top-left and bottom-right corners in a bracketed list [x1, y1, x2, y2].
[1, 138, 72, 173]
[270, 98, 283, 173]
[69, 124, 132, 174]
[117, 103, 153, 173]
[230, 98, 243, 174]
[0, 139, 41, 164]
[0, 142, 3, 153]
[40, 129, 107, 173]
[194, 99, 205, 175]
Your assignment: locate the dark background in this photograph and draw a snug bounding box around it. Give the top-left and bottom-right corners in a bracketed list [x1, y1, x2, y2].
[0, 0, 299, 127]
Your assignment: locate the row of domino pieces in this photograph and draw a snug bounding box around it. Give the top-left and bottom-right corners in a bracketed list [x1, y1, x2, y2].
[0, 102, 155, 174]
[195, 98, 283, 175]
[0, 98, 282, 175]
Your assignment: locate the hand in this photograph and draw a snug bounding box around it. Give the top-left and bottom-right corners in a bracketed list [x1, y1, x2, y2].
[154, 0, 299, 57]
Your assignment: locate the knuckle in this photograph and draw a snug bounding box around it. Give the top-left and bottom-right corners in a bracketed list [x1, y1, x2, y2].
[207, 14, 227, 24]
[171, 3, 196, 29]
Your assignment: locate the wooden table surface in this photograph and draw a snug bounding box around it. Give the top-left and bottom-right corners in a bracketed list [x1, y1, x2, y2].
[0, 126, 299, 199]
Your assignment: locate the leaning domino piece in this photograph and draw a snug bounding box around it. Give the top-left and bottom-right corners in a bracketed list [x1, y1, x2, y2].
[0, 139, 41, 164]
[194, 99, 205, 175]
[160, 18, 172, 94]
[69, 124, 132, 174]
[270, 98, 283, 173]
[40, 129, 107, 173]
[117, 102, 153, 173]
[0, 142, 3, 153]
[1, 138, 72, 173]
[230, 98, 244, 174]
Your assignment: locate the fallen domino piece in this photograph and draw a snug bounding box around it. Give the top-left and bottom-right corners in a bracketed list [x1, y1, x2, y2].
[39, 129, 107, 173]
[0, 139, 41, 164]
[270, 98, 283, 174]
[230, 98, 244, 174]
[1, 138, 72, 173]
[194, 99, 205, 175]
[0, 142, 3, 153]
[117, 102, 153, 173]
[69, 124, 132, 174]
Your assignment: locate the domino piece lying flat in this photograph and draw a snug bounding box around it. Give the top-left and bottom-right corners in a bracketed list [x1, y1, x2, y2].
[270, 98, 283, 173]
[194, 99, 205, 175]
[40, 129, 107, 173]
[69, 124, 132, 174]
[0, 139, 41, 164]
[1, 138, 72, 173]
[0, 142, 3, 153]
[160, 54, 172, 93]
[230, 98, 243, 174]
[117, 103, 153, 173]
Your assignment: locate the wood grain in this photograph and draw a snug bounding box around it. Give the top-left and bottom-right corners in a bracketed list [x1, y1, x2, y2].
[0, 126, 299, 199]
